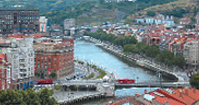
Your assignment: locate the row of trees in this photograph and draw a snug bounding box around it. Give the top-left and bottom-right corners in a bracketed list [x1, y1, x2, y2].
[85, 31, 137, 47]
[124, 43, 185, 67]
[0, 89, 58, 105]
[85, 31, 185, 68]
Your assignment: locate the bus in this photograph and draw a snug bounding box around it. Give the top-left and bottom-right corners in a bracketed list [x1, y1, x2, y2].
[35, 78, 54, 84]
[118, 79, 135, 84]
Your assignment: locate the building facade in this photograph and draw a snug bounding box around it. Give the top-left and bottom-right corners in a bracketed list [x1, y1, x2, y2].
[34, 38, 74, 79]
[0, 54, 12, 90]
[0, 37, 35, 90]
[39, 16, 48, 33]
[64, 18, 76, 36]
[179, 17, 191, 25]
[183, 40, 199, 70]
[49, 24, 63, 36]
[136, 14, 175, 26]
[0, 7, 39, 36]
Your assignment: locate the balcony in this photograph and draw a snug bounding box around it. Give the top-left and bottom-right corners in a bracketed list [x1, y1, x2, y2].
[19, 59, 25, 62]
[19, 69, 27, 73]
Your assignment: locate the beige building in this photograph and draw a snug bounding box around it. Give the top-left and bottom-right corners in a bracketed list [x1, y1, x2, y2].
[183, 40, 199, 70]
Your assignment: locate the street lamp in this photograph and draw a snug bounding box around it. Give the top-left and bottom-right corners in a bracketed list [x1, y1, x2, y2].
[157, 71, 162, 88]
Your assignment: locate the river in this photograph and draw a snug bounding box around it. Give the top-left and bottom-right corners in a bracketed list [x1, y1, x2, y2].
[74, 40, 160, 104]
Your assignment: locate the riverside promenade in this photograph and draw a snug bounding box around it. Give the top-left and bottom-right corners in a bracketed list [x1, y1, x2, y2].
[83, 36, 189, 82]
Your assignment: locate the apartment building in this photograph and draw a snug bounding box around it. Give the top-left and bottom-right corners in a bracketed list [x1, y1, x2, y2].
[0, 37, 34, 90]
[64, 18, 76, 36]
[34, 38, 74, 79]
[0, 54, 12, 90]
[183, 40, 199, 70]
[0, 7, 39, 36]
[136, 14, 175, 26]
[49, 24, 63, 36]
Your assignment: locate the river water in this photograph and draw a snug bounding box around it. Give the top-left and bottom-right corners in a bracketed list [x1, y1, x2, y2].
[74, 40, 160, 104]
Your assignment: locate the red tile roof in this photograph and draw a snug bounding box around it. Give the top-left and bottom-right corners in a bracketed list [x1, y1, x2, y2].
[148, 88, 199, 105]
[0, 54, 5, 58]
[8, 33, 45, 38]
[109, 96, 145, 105]
[149, 92, 184, 105]
[171, 88, 199, 105]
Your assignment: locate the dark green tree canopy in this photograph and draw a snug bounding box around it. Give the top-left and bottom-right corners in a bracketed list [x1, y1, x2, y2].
[147, 11, 156, 17]
[190, 74, 199, 89]
[0, 89, 58, 105]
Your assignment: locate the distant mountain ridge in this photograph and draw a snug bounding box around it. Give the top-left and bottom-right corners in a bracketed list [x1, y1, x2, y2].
[42, 0, 177, 25]
[1, 0, 186, 25]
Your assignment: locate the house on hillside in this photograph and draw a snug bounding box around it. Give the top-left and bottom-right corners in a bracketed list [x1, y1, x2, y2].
[179, 17, 191, 25]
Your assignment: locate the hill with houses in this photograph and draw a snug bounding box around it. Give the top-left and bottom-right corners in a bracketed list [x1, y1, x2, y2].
[128, 0, 199, 25]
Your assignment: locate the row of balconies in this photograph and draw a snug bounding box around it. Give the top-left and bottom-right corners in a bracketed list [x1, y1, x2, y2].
[35, 49, 73, 54]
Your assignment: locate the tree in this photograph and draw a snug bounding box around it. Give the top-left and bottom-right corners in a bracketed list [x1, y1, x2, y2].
[155, 50, 175, 66]
[38, 88, 57, 105]
[2, 89, 24, 105]
[0, 89, 57, 105]
[85, 30, 186, 67]
[173, 56, 186, 68]
[54, 85, 62, 91]
[99, 0, 105, 4]
[145, 45, 160, 58]
[74, 85, 79, 91]
[147, 11, 156, 17]
[136, 42, 148, 53]
[49, 71, 57, 79]
[124, 44, 139, 53]
[190, 74, 199, 89]
[23, 89, 41, 105]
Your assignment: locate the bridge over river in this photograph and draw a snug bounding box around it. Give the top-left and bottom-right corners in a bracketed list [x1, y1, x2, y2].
[58, 80, 190, 89]
[50, 80, 190, 104]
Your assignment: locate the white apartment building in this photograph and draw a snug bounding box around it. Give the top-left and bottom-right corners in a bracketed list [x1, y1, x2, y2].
[1, 37, 34, 90]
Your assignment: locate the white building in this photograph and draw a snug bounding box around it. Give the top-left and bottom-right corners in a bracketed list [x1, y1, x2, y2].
[136, 14, 175, 26]
[64, 18, 76, 36]
[1, 37, 34, 90]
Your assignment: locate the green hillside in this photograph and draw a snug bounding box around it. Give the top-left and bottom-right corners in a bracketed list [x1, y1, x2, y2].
[130, 0, 199, 23]
[43, 0, 177, 25]
[1, 0, 179, 25]
[0, 0, 92, 13]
